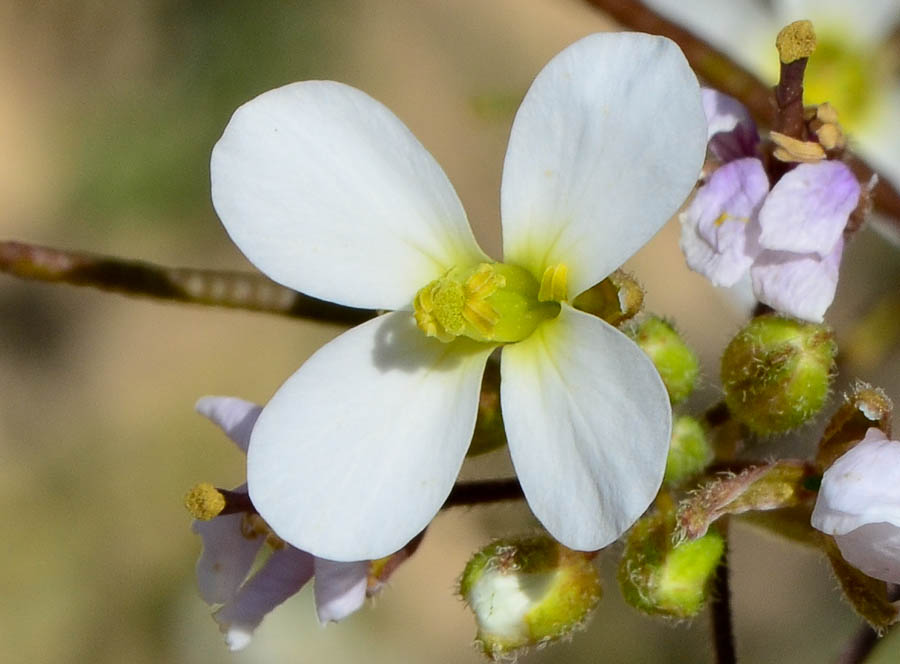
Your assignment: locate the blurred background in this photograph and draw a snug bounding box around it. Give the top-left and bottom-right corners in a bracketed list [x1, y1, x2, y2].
[1, 1, 898, 662]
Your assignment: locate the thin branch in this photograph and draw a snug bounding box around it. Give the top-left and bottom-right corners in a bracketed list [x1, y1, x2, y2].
[0, 240, 374, 326]
[584, 0, 900, 231]
[442, 478, 524, 509]
[710, 521, 737, 664]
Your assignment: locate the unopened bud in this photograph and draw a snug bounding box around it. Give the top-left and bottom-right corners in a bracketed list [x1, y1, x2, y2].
[572, 269, 644, 326]
[619, 509, 724, 618]
[664, 416, 713, 487]
[628, 317, 700, 404]
[721, 315, 836, 434]
[459, 536, 601, 659]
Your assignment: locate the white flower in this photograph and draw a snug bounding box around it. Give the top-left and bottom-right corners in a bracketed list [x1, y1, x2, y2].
[643, 0, 900, 188]
[191, 397, 369, 650]
[811, 427, 900, 583]
[210, 33, 707, 561]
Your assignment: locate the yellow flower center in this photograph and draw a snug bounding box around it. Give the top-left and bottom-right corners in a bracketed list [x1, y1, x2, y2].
[413, 262, 564, 344]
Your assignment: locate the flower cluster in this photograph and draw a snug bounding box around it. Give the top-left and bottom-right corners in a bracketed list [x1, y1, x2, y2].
[208, 32, 708, 564]
[679, 88, 861, 322]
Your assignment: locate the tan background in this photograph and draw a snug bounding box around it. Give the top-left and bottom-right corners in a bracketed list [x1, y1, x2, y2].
[1, 1, 898, 662]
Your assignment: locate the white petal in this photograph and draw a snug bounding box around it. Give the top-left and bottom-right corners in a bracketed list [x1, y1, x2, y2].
[192, 500, 265, 605]
[195, 396, 262, 453]
[750, 238, 843, 323]
[757, 161, 860, 257]
[313, 558, 369, 623]
[500, 305, 671, 550]
[214, 546, 315, 651]
[812, 429, 900, 535]
[211, 81, 487, 311]
[247, 311, 493, 561]
[500, 33, 707, 296]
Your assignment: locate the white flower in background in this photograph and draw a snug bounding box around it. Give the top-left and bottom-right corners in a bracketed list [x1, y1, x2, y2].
[811, 427, 900, 583]
[190, 396, 369, 650]
[644, 0, 900, 187]
[210, 33, 707, 561]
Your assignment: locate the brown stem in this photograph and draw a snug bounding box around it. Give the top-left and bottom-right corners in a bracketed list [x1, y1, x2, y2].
[773, 58, 808, 140]
[0, 240, 374, 326]
[583, 0, 900, 231]
[710, 521, 737, 664]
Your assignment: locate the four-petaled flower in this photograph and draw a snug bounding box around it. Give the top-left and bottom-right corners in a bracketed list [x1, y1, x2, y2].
[210, 33, 707, 561]
[191, 396, 370, 650]
[811, 427, 900, 584]
[679, 89, 861, 322]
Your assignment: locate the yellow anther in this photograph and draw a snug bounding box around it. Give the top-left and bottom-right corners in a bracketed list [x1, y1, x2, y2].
[240, 513, 286, 548]
[538, 264, 569, 302]
[776, 20, 817, 64]
[184, 482, 226, 521]
[816, 103, 840, 125]
[714, 213, 749, 227]
[770, 131, 826, 163]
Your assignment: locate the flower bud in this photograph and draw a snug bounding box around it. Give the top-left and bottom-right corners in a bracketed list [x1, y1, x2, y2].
[572, 269, 644, 326]
[721, 315, 836, 434]
[459, 536, 601, 659]
[627, 317, 699, 404]
[812, 428, 900, 584]
[618, 508, 724, 618]
[664, 416, 712, 487]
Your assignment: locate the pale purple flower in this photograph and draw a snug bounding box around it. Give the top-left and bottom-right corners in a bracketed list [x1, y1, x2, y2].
[811, 428, 900, 584]
[191, 396, 369, 650]
[680, 90, 861, 322]
[701, 87, 759, 163]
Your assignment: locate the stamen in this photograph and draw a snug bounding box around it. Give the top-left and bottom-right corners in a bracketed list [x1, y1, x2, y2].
[462, 264, 505, 337]
[714, 213, 749, 227]
[770, 131, 826, 163]
[184, 482, 226, 521]
[240, 513, 286, 548]
[538, 264, 568, 302]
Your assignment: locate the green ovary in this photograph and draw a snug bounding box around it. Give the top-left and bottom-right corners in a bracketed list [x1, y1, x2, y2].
[413, 262, 562, 344]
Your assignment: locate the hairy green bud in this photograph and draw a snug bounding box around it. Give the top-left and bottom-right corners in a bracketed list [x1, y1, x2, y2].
[459, 536, 601, 659]
[721, 315, 836, 434]
[628, 316, 700, 404]
[619, 508, 724, 619]
[664, 416, 712, 487]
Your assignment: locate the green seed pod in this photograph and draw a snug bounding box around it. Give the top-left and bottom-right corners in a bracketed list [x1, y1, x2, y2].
[721, 315, 836, 434]
[628, 316, 700, 404]
[459, 536, 601, 660]
[664, 416, 712, 487]
[618, 508, 724, 619]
